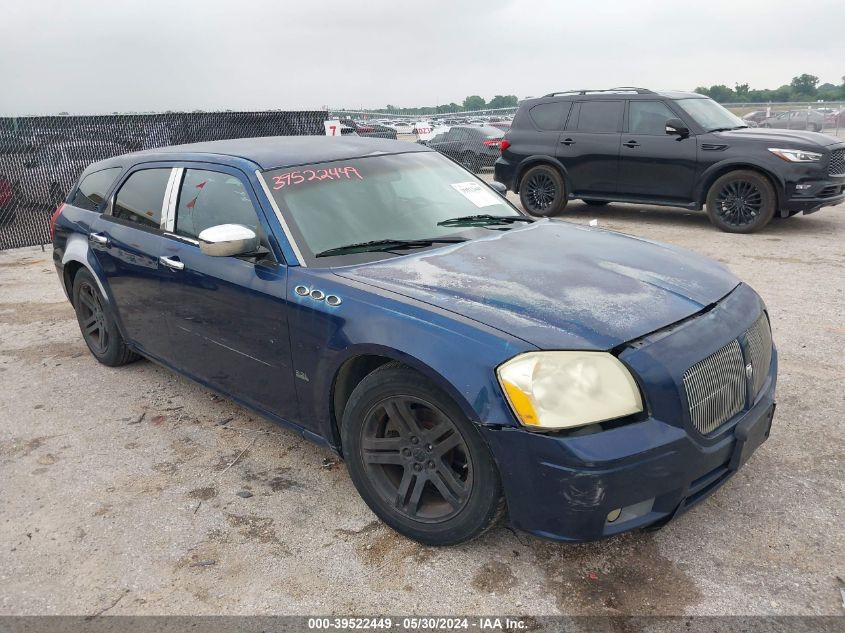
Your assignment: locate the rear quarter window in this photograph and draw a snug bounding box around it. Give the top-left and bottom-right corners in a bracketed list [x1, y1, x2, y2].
[70, 167, 122, 211]
[529, 102, 569, 131]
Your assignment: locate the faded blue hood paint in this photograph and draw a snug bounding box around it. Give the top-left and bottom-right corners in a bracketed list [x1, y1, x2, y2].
[334, 221, 739, 350]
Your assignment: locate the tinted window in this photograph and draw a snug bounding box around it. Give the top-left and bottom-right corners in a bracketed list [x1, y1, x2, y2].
[628, 101, 676, 135]
[112, 168, 171, 229]
[175, 169, 259, 240]
[529, 102, 567, 131]
[574, 101, 622, 133]
[71, 167, 121, 211]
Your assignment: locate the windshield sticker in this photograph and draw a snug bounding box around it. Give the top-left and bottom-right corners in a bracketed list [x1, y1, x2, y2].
[272, 166, 363, 190]
[450, 182, 501, 208]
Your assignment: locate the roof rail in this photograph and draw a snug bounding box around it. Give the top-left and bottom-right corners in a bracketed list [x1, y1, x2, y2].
[542, 87, 655, 97]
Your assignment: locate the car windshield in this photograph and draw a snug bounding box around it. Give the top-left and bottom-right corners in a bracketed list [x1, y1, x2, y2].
[262, 151, 520, 265]
[675, 98, 746, 131]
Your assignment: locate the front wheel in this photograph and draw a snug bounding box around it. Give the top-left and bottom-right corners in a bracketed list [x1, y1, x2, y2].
[519, 165, 567, 216]
[705, 170, 776, 233]
[341, 363, 503, 545]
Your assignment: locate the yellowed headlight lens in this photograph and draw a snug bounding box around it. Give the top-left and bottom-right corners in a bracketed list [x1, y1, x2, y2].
[497, 351, 643, 430]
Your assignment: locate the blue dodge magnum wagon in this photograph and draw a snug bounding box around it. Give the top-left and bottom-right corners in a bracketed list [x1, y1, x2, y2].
[51, 136, 777, 545]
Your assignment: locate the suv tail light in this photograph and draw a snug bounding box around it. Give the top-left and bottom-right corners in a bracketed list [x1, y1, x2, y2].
[499, 139, 511, 152]
[49, 203, 65, 240]
[483, 139, 504, 150]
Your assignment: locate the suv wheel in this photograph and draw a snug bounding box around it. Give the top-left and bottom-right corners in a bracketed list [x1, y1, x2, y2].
[341, 362, 503, 545]
[705, 170, 776, 233]
[519, 165, 567, 216]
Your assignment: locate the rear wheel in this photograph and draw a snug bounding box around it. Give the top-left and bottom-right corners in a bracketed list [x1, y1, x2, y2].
[519, 164, 567, 216]
[582, 199, 609, 207]
[72, 269, 139, 366]
[460, 151, 478, 172]
[341, 363, 503, 545]
[705, 170, 776, 233]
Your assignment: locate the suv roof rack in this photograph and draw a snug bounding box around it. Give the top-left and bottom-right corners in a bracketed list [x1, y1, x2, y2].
[542, 87, 655, 97]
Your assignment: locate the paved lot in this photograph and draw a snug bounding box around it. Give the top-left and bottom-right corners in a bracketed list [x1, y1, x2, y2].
[1, 194, 843, 617]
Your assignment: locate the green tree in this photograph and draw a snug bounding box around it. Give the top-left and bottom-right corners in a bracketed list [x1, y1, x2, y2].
[487, 94, 519, 109]
[789, 74, 819, 99]
[705, 85, 736, 103]
[734, 83, 750, 102]
[462, 95, 486, 111]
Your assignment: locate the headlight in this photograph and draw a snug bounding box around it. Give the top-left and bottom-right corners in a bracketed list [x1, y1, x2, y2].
[768, 148, 822, 162]
[496, 351, 643, 431]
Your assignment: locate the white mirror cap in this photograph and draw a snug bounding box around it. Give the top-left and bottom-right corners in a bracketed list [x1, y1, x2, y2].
[198, 224, 257, 243]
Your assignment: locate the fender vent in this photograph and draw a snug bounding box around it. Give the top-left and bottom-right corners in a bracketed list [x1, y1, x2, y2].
[701, 143, 728, 151]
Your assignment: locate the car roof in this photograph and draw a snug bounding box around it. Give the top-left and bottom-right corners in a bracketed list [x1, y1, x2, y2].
[89, 136, 431, 172]
[525, 89, 705, 106]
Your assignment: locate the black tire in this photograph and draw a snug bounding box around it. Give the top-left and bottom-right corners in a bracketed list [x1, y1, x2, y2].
[582, 199, 609, 207]
[72, 269, 139, 366]
[519, 164, 567, 217]
[460, 151, 478, 173]
[705, 170, 776, 234]
[341, 362, 503, 546]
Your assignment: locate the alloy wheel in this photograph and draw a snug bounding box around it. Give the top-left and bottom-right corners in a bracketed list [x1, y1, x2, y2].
[525, 172, 557, 211]
[716, 179, 763, 227]
[359, 396, 472, 523]
[77, 281, 109, 354]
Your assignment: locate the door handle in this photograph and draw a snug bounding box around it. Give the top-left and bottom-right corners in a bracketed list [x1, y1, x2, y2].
[622, 140, 640, 148]
[560, 138, 576, 146]
[159, 256, 185, 271]
[89, 232, 109, 245]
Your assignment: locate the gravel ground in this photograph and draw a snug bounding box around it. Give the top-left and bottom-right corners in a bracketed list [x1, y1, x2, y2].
[0, 193, 843, 617]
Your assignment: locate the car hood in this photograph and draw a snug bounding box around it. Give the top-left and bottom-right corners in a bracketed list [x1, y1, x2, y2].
[715, 127, 841, 146]
[333, 221, 740, 350]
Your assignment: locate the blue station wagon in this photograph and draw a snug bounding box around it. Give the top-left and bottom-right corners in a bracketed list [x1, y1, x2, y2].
[51, 137, 777, 545]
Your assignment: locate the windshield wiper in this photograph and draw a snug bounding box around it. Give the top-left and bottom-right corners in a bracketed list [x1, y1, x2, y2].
[315, 237, 467, 258]
[709, 125, 748, 132]
[437, 214, 534, 227]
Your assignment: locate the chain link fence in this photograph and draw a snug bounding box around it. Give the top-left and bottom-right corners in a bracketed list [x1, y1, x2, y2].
[723, 102, 845, 136]
[0, 110, 325, 250]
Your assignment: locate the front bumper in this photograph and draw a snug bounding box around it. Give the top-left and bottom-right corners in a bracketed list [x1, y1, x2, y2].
[483, 283, 778, 542]
[785, 179, 845, 213]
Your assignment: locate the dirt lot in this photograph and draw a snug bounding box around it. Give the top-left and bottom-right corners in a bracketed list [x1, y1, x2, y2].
[1, 193, 843, 617]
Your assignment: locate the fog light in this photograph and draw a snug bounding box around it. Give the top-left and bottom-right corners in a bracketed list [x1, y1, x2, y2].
[607, 508, 622, 523]
[795, 184, 812, 190]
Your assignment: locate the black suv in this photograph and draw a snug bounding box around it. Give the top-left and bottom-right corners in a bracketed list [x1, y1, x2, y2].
[495, 88, 845, 232]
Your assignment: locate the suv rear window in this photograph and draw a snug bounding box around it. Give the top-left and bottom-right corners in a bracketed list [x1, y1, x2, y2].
[529, 102, 568, 131]
[70, 167, 121, 211]
[112, 168, 171, 229]
[571, 101, 623, 133]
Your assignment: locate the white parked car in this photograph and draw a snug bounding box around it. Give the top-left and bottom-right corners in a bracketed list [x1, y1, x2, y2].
[387, 121, 416, 134]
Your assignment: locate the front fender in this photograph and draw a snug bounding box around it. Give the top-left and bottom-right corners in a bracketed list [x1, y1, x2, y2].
[287, 269, 534, 446]
[694, 159, 786, 208]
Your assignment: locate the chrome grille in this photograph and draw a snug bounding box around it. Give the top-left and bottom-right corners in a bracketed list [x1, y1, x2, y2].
[745, 313, 773, 399]
[830, 149, 845, 176]
[683, 339, 746, 435]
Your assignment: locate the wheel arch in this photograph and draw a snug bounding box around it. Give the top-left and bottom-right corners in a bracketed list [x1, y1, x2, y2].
[512, 155, 571, 194]
[696, 162, 784, 212]
[326, 346, 481, 455]
[61, 233, 111, 306]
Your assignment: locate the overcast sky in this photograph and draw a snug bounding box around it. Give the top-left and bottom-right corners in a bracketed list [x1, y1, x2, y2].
[1, 0, 843, 115]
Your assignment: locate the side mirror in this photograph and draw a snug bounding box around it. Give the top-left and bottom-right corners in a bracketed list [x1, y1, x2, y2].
[198, 224, 258, 257]
[665, 118, 690, 137]
[489, 181, 508, 196]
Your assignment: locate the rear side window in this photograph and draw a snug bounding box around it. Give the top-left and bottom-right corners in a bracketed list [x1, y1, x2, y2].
[112, 168, 171, 229]
[572, 101, 623, 133]
[70, 167, 121, 211]
[529, 102, 568, 131]
[628, 101, 676, 135]
[175, 169, 259, 240]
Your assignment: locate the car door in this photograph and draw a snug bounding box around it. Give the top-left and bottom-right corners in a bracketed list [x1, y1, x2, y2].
[557, 100, 623, 195]
[616, 100, 698, 201]
[429, 128, 464, 160]
[88, 165, 176, 358]
[155, 164, 299, 423]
